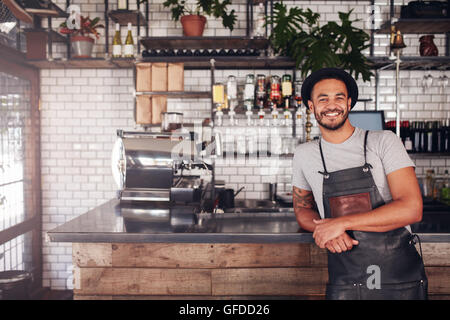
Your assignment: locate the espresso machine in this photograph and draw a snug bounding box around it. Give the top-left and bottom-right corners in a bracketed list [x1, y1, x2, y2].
[111, 130, 213, 205]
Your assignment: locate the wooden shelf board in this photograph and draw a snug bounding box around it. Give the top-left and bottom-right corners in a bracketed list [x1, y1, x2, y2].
[23, 28, 67, 43]
[369, 56, 450, 70]
[24, 1, 68, 18]
[140, 37, 270, 50]
[26, 57, 135, 69]
[136, 91, 211, 99]
[108, 10, 146, 26]
[377, 19, 450, 34]
[138, 56, 296, 69]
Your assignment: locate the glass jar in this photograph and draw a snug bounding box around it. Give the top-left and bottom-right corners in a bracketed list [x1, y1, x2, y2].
[226, 75, 237, 100]
[161, 112, 183, 132]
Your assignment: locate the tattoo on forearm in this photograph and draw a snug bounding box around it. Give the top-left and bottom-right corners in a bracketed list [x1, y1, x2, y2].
[293, 187, 315, 210]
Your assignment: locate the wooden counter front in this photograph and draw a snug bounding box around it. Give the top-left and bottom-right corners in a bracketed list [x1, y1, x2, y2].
[72, 243, 328, 299]
[71, 242, 450, 300]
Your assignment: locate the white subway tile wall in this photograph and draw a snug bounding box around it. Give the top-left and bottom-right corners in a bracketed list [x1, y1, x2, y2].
[40, 0, 449, 289]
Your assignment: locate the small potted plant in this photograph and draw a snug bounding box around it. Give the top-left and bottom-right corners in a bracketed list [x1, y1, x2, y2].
[60, 15, 104, 58]
[163, 0, 237, 36]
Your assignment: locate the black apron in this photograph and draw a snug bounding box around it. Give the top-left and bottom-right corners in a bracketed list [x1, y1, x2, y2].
[319, 130, 428, 300]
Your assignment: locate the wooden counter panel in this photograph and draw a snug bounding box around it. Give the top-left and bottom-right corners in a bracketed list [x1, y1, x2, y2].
[426, 267, 450, 294]
[73, 243, 112, 267]
[74, 267, 212, 296]
[211, 268, 328, 296]
[73, 243, 313, 268]
[420, 243, 450, 266]
[74, 294, 325, 300]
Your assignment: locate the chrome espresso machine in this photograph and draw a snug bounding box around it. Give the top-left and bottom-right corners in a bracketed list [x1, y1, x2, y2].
[111, 129, 217, 232]
[112, 130, 214, 204]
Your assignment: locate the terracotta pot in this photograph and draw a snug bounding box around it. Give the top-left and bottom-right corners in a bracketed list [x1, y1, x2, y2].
[419, 35, 438, 56]
[180, 15, 207, 37]
[71, 35, 94, 58]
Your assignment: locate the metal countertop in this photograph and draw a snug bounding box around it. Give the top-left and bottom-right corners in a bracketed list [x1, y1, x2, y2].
[47, 199, 450, 243]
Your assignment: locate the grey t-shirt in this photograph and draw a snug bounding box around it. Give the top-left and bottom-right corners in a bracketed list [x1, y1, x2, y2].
[292, 127, 415, 219]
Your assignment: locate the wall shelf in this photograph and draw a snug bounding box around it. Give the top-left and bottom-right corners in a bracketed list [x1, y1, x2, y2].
[369, 56, 450, 71]
[135, 91, 211, 99]
[26, 57, 135, 69]
[108, 10, 146, 27]
[377, 18, 450, 34]
[140, 37, 270, 50]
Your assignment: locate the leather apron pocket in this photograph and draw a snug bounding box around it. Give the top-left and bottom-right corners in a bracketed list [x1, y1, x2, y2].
[326, 280, 428, 300]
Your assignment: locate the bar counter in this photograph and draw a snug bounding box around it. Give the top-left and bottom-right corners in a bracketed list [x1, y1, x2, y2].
[48, 199, 450, 243]
[47, 199, 450, 300]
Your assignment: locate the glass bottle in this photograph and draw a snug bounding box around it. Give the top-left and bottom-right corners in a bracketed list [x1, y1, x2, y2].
[424, 169, 435, 198]
[254, 2, 266, 38]
[281, 74, 292, 126]
[244, 74, 255, 126]
[123, 22, 134, 58]
[227, 75, 238, 126]
[117, 0, 129, 10]
[112, 23, 122, 58]
[213, 83, 225, 126]
[441, 170, 450, 203]
[256, 74, 266, 125]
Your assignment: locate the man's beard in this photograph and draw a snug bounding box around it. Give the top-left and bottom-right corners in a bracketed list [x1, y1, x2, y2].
[314, 107, 349, 131]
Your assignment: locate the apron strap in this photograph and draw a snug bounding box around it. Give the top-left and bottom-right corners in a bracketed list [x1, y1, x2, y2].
[318, 139, 329, 176]
[363, 130, 373, 170]
[318, 129, 373, 177]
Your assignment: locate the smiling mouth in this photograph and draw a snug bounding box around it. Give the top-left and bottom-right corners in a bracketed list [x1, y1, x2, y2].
[321, 110, 343, 118]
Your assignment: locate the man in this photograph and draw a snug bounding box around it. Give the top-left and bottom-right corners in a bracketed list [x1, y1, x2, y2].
[292, 68, 428, 300]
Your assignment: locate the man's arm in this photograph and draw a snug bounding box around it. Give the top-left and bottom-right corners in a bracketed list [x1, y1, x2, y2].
[293, 186, 320, 232]
[313, 166, 423, 248]
[294, 186, 358, 252]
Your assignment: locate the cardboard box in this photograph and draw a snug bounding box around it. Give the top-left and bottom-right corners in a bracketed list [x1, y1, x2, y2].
[135, 95, 152, 124]
[168, 63, 184, 91]
[151, 95, 167, 124]
[136, 63, 152, 92]
[151, 63, 168, 91]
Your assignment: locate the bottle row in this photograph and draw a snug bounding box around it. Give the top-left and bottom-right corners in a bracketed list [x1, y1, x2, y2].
[112, 23, 135, 58]
[141, 49, 262, 58]
[212, 74, 306, 127]
[423, 169, 450, 204]
[386, 120, 450, 153]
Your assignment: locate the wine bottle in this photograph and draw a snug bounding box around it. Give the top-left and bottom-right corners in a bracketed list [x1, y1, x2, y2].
[112, 23, 122, 58]
[117, 0, 128, 10]
[123, 22, 134, 58]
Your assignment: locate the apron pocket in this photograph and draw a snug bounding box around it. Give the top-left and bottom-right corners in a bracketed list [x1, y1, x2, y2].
[361, 279, 428, 300]
[326, 280, 427, 300]
[325, 283, 359, 300]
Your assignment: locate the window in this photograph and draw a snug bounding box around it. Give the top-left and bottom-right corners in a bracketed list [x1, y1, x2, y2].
[0, 45, 42, 295]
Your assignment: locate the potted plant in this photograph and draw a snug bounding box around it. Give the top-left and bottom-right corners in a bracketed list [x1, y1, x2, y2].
[60, 15, 104, 58]
[163, 0, 237, 36]
[268, 3, 372, 82]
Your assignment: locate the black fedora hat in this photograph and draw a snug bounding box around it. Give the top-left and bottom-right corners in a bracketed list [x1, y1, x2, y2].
[301, 68, 358, 109]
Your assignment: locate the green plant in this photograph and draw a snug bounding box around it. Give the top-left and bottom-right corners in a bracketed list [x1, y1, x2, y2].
[59, 16, 104, 39]
[163, 0, 237, 31]
[268, 2, 372, 82]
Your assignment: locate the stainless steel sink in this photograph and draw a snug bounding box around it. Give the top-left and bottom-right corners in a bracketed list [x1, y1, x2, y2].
[223, 199, 293, 214]
[234, 199, 278, 208]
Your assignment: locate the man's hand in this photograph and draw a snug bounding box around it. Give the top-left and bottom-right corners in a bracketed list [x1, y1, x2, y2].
[313, 217, 351, 249]
[323, 232, 359, 253]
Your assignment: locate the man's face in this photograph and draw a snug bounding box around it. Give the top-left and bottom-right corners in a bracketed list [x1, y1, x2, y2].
[307, 78, 352, 131]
